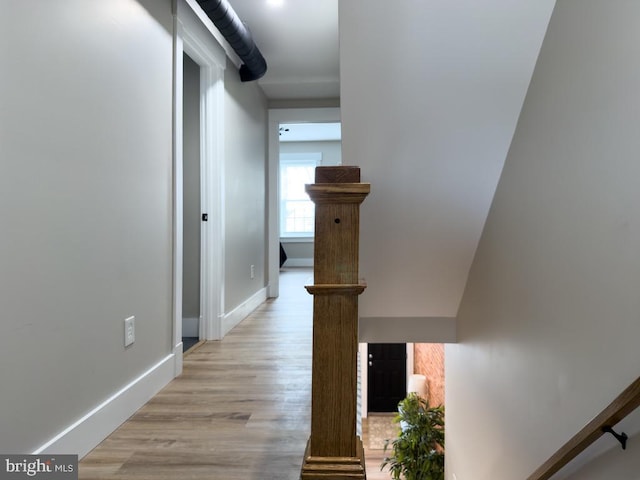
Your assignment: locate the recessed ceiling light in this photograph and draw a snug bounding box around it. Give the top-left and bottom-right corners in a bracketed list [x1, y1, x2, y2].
[267, 0, 284, 7]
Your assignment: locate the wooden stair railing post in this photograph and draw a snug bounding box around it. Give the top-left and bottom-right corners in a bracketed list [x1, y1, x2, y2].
[300, 166, 370, 480]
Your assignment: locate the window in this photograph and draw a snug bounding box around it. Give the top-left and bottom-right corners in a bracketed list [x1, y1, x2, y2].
[280, 153, 321, 238]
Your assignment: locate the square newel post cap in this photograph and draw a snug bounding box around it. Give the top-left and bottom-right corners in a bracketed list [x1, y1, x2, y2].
[307, 166, 370, 203]
[315, 166, 361, 183]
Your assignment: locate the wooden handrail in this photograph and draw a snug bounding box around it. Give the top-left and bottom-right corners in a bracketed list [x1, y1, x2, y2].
[527, 375, 640, 480]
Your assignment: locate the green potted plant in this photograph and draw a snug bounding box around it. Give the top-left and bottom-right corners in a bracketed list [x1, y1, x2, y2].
[382, 393, 445, 480]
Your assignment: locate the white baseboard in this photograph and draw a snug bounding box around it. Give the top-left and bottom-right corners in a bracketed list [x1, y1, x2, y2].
[182, 316, 199, 337]
[174, 342, 183, 376]
[283, 258, 313, 267]
[222, 287, 267, 336]
[33, 349, 179, 459]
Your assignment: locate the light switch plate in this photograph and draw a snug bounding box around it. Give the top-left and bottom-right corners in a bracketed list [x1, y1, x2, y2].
[124, 316, 135, 347]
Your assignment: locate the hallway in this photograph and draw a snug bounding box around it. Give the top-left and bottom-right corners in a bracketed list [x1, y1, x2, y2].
[79, 268, 392, 479]
[80, 269, 312, 479]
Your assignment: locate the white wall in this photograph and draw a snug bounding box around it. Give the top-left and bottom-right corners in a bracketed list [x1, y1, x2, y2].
[339, 0, 555, 341]
[280, 140, 342, 166]
[223, 67, 269, 313]
[447, 1, 640, 478]
[0, 0, 174, 453]
[564, 426, 640, 479]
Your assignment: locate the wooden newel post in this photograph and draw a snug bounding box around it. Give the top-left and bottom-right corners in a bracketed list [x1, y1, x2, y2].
[301, 166, 370, 480]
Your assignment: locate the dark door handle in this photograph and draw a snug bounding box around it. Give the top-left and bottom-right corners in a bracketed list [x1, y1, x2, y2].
[202, 213, 208, 221]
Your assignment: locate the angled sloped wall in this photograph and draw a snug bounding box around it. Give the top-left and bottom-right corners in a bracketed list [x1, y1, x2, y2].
[447, 1, 640, 478]
[339, 0, 554, 342]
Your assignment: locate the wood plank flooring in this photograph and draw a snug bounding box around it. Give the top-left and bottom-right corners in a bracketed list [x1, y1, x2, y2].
[79, 268, 391, 479]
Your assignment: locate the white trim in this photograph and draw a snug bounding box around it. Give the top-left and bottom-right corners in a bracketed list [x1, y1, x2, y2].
[280, 234, 314, 240]
[280, 236, 314, 243]
[267, 108, 341, 298]
[279, 152, 321, 238]
[33, 352, 178, 458]
[182, 0, 242, 68]
[407, 342, 414, 393]
[174, 342, 183, 379]
[222, 287, 268, 336]
[198, 58, 226, 342]
[174, 0, 227, 346]
[359, 343, 368, 418]
[172, 12, 185, 375]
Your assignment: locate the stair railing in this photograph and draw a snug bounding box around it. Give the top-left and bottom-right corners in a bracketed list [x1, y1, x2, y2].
[527, 375, 640, 480]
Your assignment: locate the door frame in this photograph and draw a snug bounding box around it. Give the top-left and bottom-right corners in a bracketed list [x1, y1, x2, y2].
[173, 1, 227, 374]
[267, 107, 341, 298]
[359, 343, 414, 417]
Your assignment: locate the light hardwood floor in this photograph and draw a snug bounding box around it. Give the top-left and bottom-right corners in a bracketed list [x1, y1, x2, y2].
[80, 268, 391, 479]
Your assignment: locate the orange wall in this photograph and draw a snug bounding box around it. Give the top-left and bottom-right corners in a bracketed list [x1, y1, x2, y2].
[414, 343, 445, 407]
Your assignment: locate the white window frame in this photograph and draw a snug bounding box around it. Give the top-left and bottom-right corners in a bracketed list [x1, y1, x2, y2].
[279, 152, 322, 239]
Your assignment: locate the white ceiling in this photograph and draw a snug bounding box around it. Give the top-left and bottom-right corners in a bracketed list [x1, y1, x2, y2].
[226, 0, 339, 100]
[279, 122, 341, 142]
